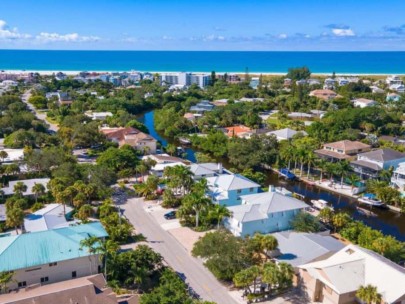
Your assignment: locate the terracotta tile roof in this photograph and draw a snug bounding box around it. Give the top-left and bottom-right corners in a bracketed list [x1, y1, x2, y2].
[324, 140, 371, 151]
[309, 89, 342, 100]
[223, 125, 252, 137]
[101, 127, 156, 145]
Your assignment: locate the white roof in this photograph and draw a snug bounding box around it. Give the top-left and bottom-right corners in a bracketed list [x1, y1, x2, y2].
[24, 204, 74, 233]
[207, 174, 259, 191]
[273, 231, 345, 267]
[228, 191, 309, 223]
[189, 163, 220, 176]
[2, 178, 50, 196]
[299, 244, 405, 302]
[0, 149, 24, 162]
[267, 128, 307, 140]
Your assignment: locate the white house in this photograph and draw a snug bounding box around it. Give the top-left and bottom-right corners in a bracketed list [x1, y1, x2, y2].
[224, 189, 309, 237]
[266, 128, 307, 141]
[84, 111, 113, 120]
[207, 174, 260, 207]
[391, 162, 405, 192]
[299, 244, 405, 304]
[2, 178, 50, 196]
[0, 222, 107, 291]
[352, 98, 377, 108]
[390, 83, 405, 93]
[189, 163, 225, 179]
[24, 204, 75, 233]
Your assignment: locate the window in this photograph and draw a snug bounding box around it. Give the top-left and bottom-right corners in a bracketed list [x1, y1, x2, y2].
[40, 277, 49, 283]
[18, 281, 27, 288]
[237, 189, 242, 194]
[49, 262, 57, 267]
[237, 196, 241, 200]
[72, 271, 77, 278]
[249, 188, 254, 192]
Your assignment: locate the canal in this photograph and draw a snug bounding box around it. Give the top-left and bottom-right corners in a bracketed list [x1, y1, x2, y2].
[138, 110, 405, 241]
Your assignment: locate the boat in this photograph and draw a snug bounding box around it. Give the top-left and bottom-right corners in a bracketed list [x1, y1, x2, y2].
[358, 194, 385, 207]
[178, 137, 191, 145]
[310, 199, 334, 211]
[278, 168, 297, 180]
[356, 207, 377, 217]
[275, 187, 293, 197]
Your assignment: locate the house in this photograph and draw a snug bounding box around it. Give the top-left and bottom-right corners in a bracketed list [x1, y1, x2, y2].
[351, 148, 405, 179]
[370, 85, 385, 94]
[0, 222, 108, 291]
[299, 244, 405, 304]
[84, 111, 113, 120]
[223, 125, 252, 138]
[57, 92, 73, 105]
[266, 128, 307, 141]
[309, 89, 341, 101]
[390, 84, 405, 93]
[223, 189, 309, 237]
[24, 204, 75, 233]
[2, 178, 50, 197]
[0, 274, 137, 304]
[189, 163, 226, 179]
[183, 112, 196, 122]
[207, 174, 260, 207]
[352, 98, 377, 108]
[189, 100, 214, 113]
[387, 93, 401, 102]
[315, 140, 371, 162]
[386, 75, 403, 86]
[143, 154, 190, 177]
[323, 78, 336, 90]
[271, 232, 345, 271]
[101, 127, 157, 154]
[391, 162, 405, 192]
[0, 148, 24, 163]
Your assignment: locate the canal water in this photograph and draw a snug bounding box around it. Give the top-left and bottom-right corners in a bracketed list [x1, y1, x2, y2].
[138, 110, 405, 241]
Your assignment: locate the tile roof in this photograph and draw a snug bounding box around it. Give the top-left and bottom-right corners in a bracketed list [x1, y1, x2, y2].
[228, 191, 308, 223]
[223, 125, 252, 137]
[0, 222, 107, 272]
[101, 127, 156, 144]
[324, 140, 370, 151]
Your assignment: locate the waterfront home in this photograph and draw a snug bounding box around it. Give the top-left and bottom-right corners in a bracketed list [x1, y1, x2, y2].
[143, 154, 190, 177]
[24, 204, 74, 233]
[100, 126, 157, 154]
[0, 222, 108, 291]
[387, 92, 402, 102]
[189, 100, 214, 114]
[390, 83, 405, 93]
[84, 111, 113, 120]
[189, 163, 225, 179]
[207, 174, 260, 207]
[0, 274, 136, 304]
[57, 92, 73, 105]
[391, 162, 405, 192]
[223, 189, 309, 237]
[270, 231, 345, 271]
[386, 75, 403, 86]
[315, 140, 371, 162]
[2, 178, 50, 197]
[352, 98, 377, 108]
[351, 148, 405, 179]
[309, 89, 341, 101]
[299, 244, 405, 304]
[266, 128, 307, 141]
[222, 125, 252, 138]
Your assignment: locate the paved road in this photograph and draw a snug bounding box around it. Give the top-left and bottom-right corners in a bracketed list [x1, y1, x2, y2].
[21, 91, 59, 132]
[122, 197, 239, 304]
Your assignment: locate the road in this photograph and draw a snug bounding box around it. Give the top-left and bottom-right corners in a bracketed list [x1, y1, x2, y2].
[122, 197, 239, 304]
[21, 91, 59, 132]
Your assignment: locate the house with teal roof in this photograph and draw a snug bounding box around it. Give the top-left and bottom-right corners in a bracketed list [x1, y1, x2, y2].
[0, 222, 108, 292]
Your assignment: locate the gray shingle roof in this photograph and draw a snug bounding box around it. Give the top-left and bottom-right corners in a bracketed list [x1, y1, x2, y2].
[358, 148, 405, 162]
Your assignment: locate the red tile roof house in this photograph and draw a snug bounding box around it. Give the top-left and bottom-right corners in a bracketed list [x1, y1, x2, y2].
[222, 125, 252, 138]
[315, 140, 371, 162]
[100, 127, 157, 154]
[309, 89, 342, 101]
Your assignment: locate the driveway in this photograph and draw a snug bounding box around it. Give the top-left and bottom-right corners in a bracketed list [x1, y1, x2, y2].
[121, 197, 239, 304]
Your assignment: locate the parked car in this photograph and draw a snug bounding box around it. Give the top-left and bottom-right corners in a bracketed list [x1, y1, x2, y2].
[164, 211, 176, 220]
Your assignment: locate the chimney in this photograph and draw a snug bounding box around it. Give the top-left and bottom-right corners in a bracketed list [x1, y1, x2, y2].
[217, 163, 223, 174]
[269, 185, 275, 192]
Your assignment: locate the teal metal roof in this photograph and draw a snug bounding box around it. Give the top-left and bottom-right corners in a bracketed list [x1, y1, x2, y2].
[0, 222, 108, 272]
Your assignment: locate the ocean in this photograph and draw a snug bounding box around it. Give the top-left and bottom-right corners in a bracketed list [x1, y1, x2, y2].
[1, 50, 405, 74]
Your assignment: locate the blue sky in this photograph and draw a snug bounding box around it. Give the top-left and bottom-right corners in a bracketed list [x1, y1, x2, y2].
[1, 0, 405, 50]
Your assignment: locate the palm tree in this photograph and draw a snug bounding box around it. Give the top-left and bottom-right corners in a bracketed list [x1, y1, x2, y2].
[316, 159, 328, 182]
[209, 204, 231, 229]
[306, 152, 316, 180]
[13, 182, 27, 198]
[262, 262, 279, 293]
[189, 193, 211, 228]
[136, 163, 148, 183]
[298, 149, 307, 177]
[0, 151, 8, 163]
[0, 271, 14, 294]
[32, 183, 46, 203]
[326, 162, 337, 182]
[77, 204, 94, 221]
[318, 208, 334, 225]
[356, 284, 382, 304]
[6, 206, 24, 234]
[379, 167, 394, 183]
[332, 212, 350, 232]
[165, 144, 177, 156]
[134, 175, 159, 200]
[334, 161, 351, 188]
[280, 144, 294, 170]
[250, 233, 279, 263]
[347, 174, 360, 192]
[277, 262, 294, 289]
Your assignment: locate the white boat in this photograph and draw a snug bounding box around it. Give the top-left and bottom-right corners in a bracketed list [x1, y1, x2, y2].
[311, 199, 334, 211]
[356, 207, 377, 217]
[358, 197, 385, 207]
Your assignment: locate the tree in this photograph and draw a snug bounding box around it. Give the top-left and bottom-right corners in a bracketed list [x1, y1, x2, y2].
[291, 212, 321, 233]
[233, 265, 260, 295]
[13, 182, 27, 198]
[334, 160, 351, 188]
[134, 175, 159, 200]
[77, 204, 94, 221]
[165, 144, 177, 156]
[318, 208, 334, 225]
[316, 159, 328, 182]
[0, 150, 8, 163]
[347, 174, 360, 191]
[286, 66, 311, 80]
[332, 212, 351, 232]
[32, 183, 46, 203]
[248, 233, 278, 264]
[6, 206, 24, 234]
[209, 204, 231, 229]
[0, 271, 14, 294]
[356, 284, 382, 304]
[181, 192, 211, 228]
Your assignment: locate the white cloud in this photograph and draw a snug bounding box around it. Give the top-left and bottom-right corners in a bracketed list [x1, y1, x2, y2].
[332, 28, 355, 37]
[278, 33, 288, 39]
[36, 32, 100, 42]
[0, 19, 31, 40]
[203, 34, 226, 41]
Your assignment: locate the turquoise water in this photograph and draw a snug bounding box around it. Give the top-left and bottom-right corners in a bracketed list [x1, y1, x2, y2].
[1, 50, 405, 74]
